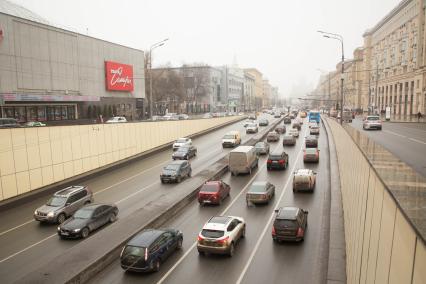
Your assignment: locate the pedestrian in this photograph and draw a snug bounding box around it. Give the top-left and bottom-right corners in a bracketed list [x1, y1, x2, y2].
[417, 111, 423, 122]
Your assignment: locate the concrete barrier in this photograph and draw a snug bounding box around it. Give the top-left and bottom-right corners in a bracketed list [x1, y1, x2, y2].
[0, 117, 241, 202]
[325, 118, 426, 284]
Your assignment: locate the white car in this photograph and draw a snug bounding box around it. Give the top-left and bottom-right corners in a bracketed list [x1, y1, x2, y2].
[308, 121, 318, 128]
[203, 113, 213, 119]
[197, 216, 246, 256]
[363, 115, 382, 130]
[288, 128, 299, 137]
[246, 123, 259, 133]
[293, 169, 317, 192]
[106, 116, 127, 123]
[173, 137, 192, 151]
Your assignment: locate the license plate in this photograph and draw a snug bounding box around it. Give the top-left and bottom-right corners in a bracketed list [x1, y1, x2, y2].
[204, 200, 211, 203]
[272, 161, 278, 164]
[61, 232, 69, 236]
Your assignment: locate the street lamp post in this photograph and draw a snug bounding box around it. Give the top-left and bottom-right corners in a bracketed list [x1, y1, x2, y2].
[318, 31, 344, 124]
[149, 38, 169, 119]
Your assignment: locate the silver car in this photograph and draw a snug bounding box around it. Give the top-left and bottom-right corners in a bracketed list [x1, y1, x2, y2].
[254, 142, 270, 155]
[246, 181, 275, 205]
[34, 186, 93, 224]
[363, 116, 382, 130]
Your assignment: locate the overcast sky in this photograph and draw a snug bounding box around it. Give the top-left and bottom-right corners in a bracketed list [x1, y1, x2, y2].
[11, 0, 400, 97]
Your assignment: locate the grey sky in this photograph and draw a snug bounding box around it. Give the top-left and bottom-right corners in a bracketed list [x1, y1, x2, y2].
[11, 0, 400, 97]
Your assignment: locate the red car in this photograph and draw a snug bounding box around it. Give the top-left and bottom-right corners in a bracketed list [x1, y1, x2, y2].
[198, 180, 230, 205]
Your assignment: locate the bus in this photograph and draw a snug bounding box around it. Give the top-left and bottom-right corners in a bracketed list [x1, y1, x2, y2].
[308, 111, 320, 123]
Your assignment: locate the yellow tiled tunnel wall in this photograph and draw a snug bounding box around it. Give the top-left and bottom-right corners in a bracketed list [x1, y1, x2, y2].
[327, 118, 425, 284]
[0, 117, 239, 201]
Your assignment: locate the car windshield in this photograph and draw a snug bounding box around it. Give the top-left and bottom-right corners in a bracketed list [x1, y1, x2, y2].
[249, 184, 267, 193]
[176, 139, 187, 143]
[305, 148, 317, 154]
[367, 117, 380, 121]
[122, 245, 146, 258]
[269, 154, 282, 159]
[46, 196, 66, 207]
[267, 132, 276, 136]
[200, 184, 219, 192]
[73, 208, 93, 219]
[176, 147, 189, 153]
[255, 142, 265, 148]
[223, 135, 235, 139]
[274, 219, 297, 229]
[283, 135, 293, 139]
[201, 229, 224, 238]
[165, 164, 180, 171]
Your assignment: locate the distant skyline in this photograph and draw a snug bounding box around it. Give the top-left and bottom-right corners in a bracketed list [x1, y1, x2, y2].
[10, 0, 401, 97]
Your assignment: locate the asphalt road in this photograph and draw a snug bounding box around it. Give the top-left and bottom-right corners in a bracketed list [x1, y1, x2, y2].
[350, 117, 426, 177]
[0, 115, 279, 284]
[88, 119, 331, 284]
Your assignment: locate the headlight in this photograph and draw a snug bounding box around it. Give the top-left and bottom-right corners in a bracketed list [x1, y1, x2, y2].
[34, 210, 38, 215]
[57, 226, 61, 231]
[73, 228, 81, 233]
[47, 212, 54, 217]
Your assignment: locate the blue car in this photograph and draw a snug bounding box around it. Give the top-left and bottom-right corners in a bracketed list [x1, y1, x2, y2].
[120, 229, 183, 272]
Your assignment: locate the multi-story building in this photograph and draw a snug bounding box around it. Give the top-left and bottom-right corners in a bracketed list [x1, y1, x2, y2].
[0, 0, 145, 122]
[262, 79, 272, 108]
[244, 68, 263, 110]
[271, 86, 279, 107]
[244, 71, 256, 111]
[223, 66, 245, 113]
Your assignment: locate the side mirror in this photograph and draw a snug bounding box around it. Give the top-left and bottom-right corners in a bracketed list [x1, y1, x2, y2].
[274, 209, 279, 213]
[65, 203, 70, 206]
[304, 211, 309, 215]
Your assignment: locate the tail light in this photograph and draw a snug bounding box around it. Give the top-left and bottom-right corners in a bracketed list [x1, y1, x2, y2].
[267, 159, 272, 164]
[217, 236, 229, 245]
[315, 152, 319, 158]
[278, 159, 285, 164]
[303, 153, 306, 159]
[144, 248, 149, 261]
[296, 227, 304, 238]
[272, 226, 276, 236]
[197, 234, 204, 242]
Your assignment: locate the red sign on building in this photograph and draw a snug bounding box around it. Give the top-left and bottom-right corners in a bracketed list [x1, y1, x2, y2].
[105, 61, 134, 91]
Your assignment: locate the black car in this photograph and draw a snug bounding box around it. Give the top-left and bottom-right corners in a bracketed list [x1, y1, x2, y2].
[305, 135, 318, 148]
[160, 160, 192, 183]
[292, 122, 301, 130]
[272, 207, 308, 242]
[267, 150, 289, 170]
[258, 119, 269, 126]
[57, 203, 118, 239]
[120, 229, 183, 272]
[172, 145, 197, 160]
[283, 117, 291, 124]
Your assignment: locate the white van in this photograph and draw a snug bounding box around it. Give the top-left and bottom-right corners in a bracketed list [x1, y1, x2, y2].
[229, 146, 259, 176]
[222, 131, 241, 148]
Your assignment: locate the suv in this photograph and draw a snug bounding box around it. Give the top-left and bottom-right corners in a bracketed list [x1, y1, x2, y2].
[160, 160, 192, 183]
[34, 185, 93, 224]
[198, 180, 230, 205]
[120, 229, 183, 272]
[197, 216, 246, 256]
[272, 207, 308, 242]
[0, 118, 20, 128]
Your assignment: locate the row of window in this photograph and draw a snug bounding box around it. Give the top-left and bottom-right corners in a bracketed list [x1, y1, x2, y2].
[2, 105, 76, 122]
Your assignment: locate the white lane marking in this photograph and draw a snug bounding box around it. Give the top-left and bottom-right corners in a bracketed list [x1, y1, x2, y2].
[408, 138, 426, 145]
[0, 233, 56, 264]
[383, 130, 406, 138]
[157, 124, 306, 284]
[156, 139, 284, 284]
[0, 219, 35, 237]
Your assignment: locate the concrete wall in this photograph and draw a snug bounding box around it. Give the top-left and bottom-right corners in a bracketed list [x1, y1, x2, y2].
[327, 118, 426, 284]
[0, 117, 238, 201]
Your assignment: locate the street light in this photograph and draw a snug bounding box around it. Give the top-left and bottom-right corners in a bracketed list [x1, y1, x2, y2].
[318, 30, 344, 124]
[149, 38, 169, 119]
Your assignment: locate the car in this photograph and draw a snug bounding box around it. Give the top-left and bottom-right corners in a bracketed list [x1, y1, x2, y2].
[292, 122, 301, 130]
[203, 113, 213, 119]
[292, 169, 316, 192]
[197, 216, 245, 256]
[246, 123, 259, 133]
[288, 128, 299, 137]
[283, 117, 291, 124]
[246, 181, 275, 205]
[254, 141, 270, 155]
[222, 131, 242, 148]
[120, 229, 183, 272]
[34, 185, 93, 224]
[267, 150, 289, 170]
[363, 115, 382, 130]
[243, 120, 252, 127]
[198, 180, 230, 205]
[0, 118, 21, 128]
[26, 121, 46, 127]
[310, 125, 320, 135]
[178, 114, 189, 120]
[160, 160, 192, 183]
[248, 114, 257, 120]
[274, 113, 281, 118]
[172, 137, 192, 151]
[275, 125, 286, 134]
[57, 203, 118, 239]
[272, 207, 308, 242]
[106, 116, 127, 123]
[258, 118, 269, 126]
[267, 131, 280, 142]
[229, 146, 259, 176]
[282, 134, 296, 146]
[303, 148, 320, 163]
[172, 145, 197, 160]
[305, 135, 318, 148]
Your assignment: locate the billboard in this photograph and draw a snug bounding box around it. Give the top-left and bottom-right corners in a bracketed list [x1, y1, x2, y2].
[105, 61, 134, 91]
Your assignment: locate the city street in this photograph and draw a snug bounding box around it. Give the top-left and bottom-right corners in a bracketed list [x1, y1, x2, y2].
[88, 120, 331, 284]
[350, 117, 426, 177]
[0, 115, 279, 283]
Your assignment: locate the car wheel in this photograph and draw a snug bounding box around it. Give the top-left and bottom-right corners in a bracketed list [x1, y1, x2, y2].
[109, 212, 117, 223]
[57, 213, 66, 224]
[249, 168, 252, 175]
[228, 243, 235, 257]
[177, 176, 182, 183]
[293, 187, 296, 193]
[84, 200, 91, 205]
[198, 250, 205, 256]
[176, 238, 183, 250]
[241, 226, 246, 238]
[161, 179, 164, 184]
[188, 170, 192, 178]
[153, 259, 160, 272]
[81, 227, 90, 239]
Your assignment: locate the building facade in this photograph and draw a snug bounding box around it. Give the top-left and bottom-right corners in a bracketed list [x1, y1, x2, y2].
[244, 71, 256, 111]
[244, 68, 263, 110]
[0, 1, 145, 122]
[262, 79, 271, 108]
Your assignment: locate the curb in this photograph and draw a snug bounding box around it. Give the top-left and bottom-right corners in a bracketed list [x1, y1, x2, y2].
[321, 116, 347, 284]
[0, 116, 246, 212]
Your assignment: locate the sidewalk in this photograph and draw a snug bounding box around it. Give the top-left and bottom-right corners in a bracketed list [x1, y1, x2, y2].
[379, 114, 425, 123]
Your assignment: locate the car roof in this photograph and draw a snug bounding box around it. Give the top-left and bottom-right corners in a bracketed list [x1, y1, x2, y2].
[251, 181, 267, 187]
[270, 150, 284, 155]
[230, 146, 254, 153]
[295, 169, 312, 175]
[169, 160, 186, 165]
[306, 135, 317, 139]
[78, 203, 107, 211]
[204, 180, 221, 185]
[276, 207, 299, 220]
[127, 229, 167, 247]
[54, 185, 86, 197]
[204, 216, 233, 230]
